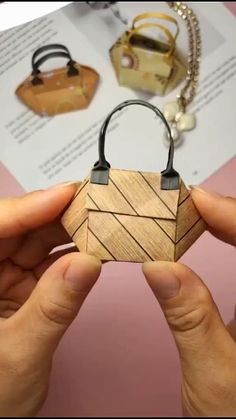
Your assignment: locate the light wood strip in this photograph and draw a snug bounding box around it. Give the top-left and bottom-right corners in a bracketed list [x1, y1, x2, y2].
[179, 194, 190, 207]
[72, 218, 88, 253]
[176, 196, 201, 242]
[141, 171, 180, 216]
[71, 178, 88, 202]
[87, 194, 99, 210]
[109, 177, 138, 214]
[154, 219, 176, 242]
[89, 212, 153, 262]
[61, 180, 89, 236]
[87, 174, 136, 215]
[110, 169, 176, 219]
[176, 217, 201, 244]
[178, 181, 190, 205]
[87, 229, 115, 261]
[61, 206, 88, 238]
[175, 218, 206, 261]
[113, 214, 154, 260]
[115, 214, 175, 261]
[72, 217, 87, 239]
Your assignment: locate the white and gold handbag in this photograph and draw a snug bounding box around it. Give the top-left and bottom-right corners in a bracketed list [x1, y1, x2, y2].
[110, 12, 186, 95]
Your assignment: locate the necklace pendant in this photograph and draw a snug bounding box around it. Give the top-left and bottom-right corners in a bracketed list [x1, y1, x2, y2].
[163, 123, 183, 148]
[163, 101, 180, 122]
[176, 112, 196, 131]
[163, 101, 196, 147]
[163, 102, 183, 147]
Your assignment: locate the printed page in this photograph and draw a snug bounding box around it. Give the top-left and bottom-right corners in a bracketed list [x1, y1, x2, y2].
[0, 8, 137, 190]
[0, 2, 236, 190]
[64, 1, 236, 184]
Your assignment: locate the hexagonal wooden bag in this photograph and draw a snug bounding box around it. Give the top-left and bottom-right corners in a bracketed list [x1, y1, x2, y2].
[61, 100, 205, 262]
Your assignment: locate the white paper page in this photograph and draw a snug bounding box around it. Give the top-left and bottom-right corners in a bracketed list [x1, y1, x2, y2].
[64, 2, 236, 184]
[0, 2, 236, 191]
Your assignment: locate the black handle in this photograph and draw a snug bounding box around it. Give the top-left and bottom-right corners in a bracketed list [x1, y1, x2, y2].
[32, 44, 72, 68]
[31, 44, 79, 85]
[90, 99, 180, 190]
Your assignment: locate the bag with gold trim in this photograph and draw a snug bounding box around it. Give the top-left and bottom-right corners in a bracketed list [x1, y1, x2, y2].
[15, 44, 100, 116]
[110, 12, 186, 95]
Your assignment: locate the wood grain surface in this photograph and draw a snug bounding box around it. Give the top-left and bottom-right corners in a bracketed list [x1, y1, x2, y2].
[61, 170, 205, 262]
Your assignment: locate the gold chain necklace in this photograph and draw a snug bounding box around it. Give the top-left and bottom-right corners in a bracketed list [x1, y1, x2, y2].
[163, 1, 201, 147]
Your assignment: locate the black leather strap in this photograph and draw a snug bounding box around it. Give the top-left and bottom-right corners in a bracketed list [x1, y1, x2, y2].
[90, 99, 180, 190]
[31, 45, 79, 85]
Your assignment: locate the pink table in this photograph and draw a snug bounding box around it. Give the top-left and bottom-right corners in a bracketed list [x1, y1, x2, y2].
[0, 3, 235, 417]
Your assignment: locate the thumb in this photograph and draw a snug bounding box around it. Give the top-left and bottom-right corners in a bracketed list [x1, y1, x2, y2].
[142, 261, 235, 368]
[12, 253, 101, 360]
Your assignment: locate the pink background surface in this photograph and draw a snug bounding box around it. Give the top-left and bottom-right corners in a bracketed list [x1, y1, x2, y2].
[0, 3, 235, 417]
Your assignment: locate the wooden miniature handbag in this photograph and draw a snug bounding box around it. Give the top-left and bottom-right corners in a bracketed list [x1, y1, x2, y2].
[109, 12, 186, 95]
[61, 100, 205, 262]
[15, 44, 100, 116]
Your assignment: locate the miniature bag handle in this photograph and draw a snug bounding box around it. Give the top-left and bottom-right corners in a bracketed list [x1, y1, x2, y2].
[126, 22, 176, 57]
[31, 44, 79, 85]
[32, 44, 72, 68]
[132, 12, 179, 40]
[90, 100, 180, 190]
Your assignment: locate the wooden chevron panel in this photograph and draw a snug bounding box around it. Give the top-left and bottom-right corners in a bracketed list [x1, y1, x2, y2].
[175, 217, 206, 261]
[87, 228, 115, 261]
[88, 212, 154, 262]
[86, 194, 99, 210]
[114, 214, 175, 261]
[141, 171, 180, 215]
[87, 169, 176, 218]
[87, 176, 136, 215]
[178, 180, 190, 205]
[154, 218, 176, 242]
[72, 218, 88, 253]
[61, 179, 89, 238]
[175, 195, 201, 243]
[108, 169, 177, 219]
[174, 181, 205, 260]
[61, 174, 205, 263]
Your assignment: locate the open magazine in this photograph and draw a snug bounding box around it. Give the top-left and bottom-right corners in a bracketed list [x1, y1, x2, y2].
[0, 2, 236, 191]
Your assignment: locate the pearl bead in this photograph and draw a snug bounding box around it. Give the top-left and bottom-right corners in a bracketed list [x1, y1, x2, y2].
[163, 101, 179, 122]
[163, 126, 184, 148]
[171, 126, 180, 141]
[176, 113, 196, 131]
[121, 54, 133, 68]
[175, 111, 184, 122]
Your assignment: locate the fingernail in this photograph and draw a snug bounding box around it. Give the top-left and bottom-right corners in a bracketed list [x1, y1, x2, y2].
[64, 255, 101, 292]
[64, 259, 84, 292]
[189, 185, 206, 192]
[189, 186, 221, 197]
[143, 262, 181, 300]
[48, 181, 78, 190]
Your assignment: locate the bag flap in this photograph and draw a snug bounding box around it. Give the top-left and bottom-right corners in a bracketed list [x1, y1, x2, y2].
[86, 169, 180, 220]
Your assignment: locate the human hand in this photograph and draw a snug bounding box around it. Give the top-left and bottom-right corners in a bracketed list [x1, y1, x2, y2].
[143, 188, 236, 416]
[0, 183, 101, 417]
